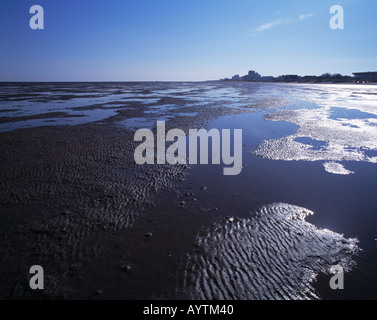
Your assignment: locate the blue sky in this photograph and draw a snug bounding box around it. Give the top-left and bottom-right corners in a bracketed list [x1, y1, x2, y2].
[0, 0, 376, 81]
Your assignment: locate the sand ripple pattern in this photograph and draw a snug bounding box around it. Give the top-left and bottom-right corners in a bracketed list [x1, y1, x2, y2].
[182, 203, 359, 300]
[0, 124, 186, 298]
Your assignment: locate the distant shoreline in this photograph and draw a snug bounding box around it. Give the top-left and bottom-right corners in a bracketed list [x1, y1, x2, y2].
[0, 80, 376, 85]
[219, 80, 377, 85]
[221, 70, 377, 85]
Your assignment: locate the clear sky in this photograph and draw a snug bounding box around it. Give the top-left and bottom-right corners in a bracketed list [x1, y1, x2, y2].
[0, 0, 376, 81]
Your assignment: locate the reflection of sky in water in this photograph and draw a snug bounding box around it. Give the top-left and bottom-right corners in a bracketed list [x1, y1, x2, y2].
[209, 111, 299, 155]
[144, 105, 177, 114]
[329, 107, 377, 120]
[294, 137, 328, 150]
[175, 112, 199, 117]
[0, 96, 157, 118]
[0, 109, 119, 132]
[119, 116, 174, 131]
[254, 85, 377, 171]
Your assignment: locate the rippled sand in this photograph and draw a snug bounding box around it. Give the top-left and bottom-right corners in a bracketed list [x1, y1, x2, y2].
[181, 203, 359, 300]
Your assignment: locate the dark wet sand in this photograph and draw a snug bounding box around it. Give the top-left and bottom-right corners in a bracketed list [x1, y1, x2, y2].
[1, 82, 376, 300]
[0, 124, 182, 298]
[0, 83, 243, 299]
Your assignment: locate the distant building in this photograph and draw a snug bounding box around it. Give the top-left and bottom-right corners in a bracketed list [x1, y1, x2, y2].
[243, 70, 262, 81]
[222, 69, 361, 84]
[301, 76, 318, 83]
[353, 72, 377, 82]
[282, 75, 300, 82]
[260, 76, 274, 82]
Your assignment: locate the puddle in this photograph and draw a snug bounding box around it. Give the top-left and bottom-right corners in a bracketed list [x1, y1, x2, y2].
[294, 137, 328, 149]
[175, 112, 198, 117]
[118, 116, 174, 130]
[254, 107, 377, 164]
[0, 109, 119, 132]
[330, 107, 377, 120]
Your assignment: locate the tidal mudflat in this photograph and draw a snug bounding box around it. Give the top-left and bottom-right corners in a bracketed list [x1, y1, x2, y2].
[0, 82, 376, 299]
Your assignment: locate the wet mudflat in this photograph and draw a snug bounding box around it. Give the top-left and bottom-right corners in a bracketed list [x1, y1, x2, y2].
[0, 82, 376, 299]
